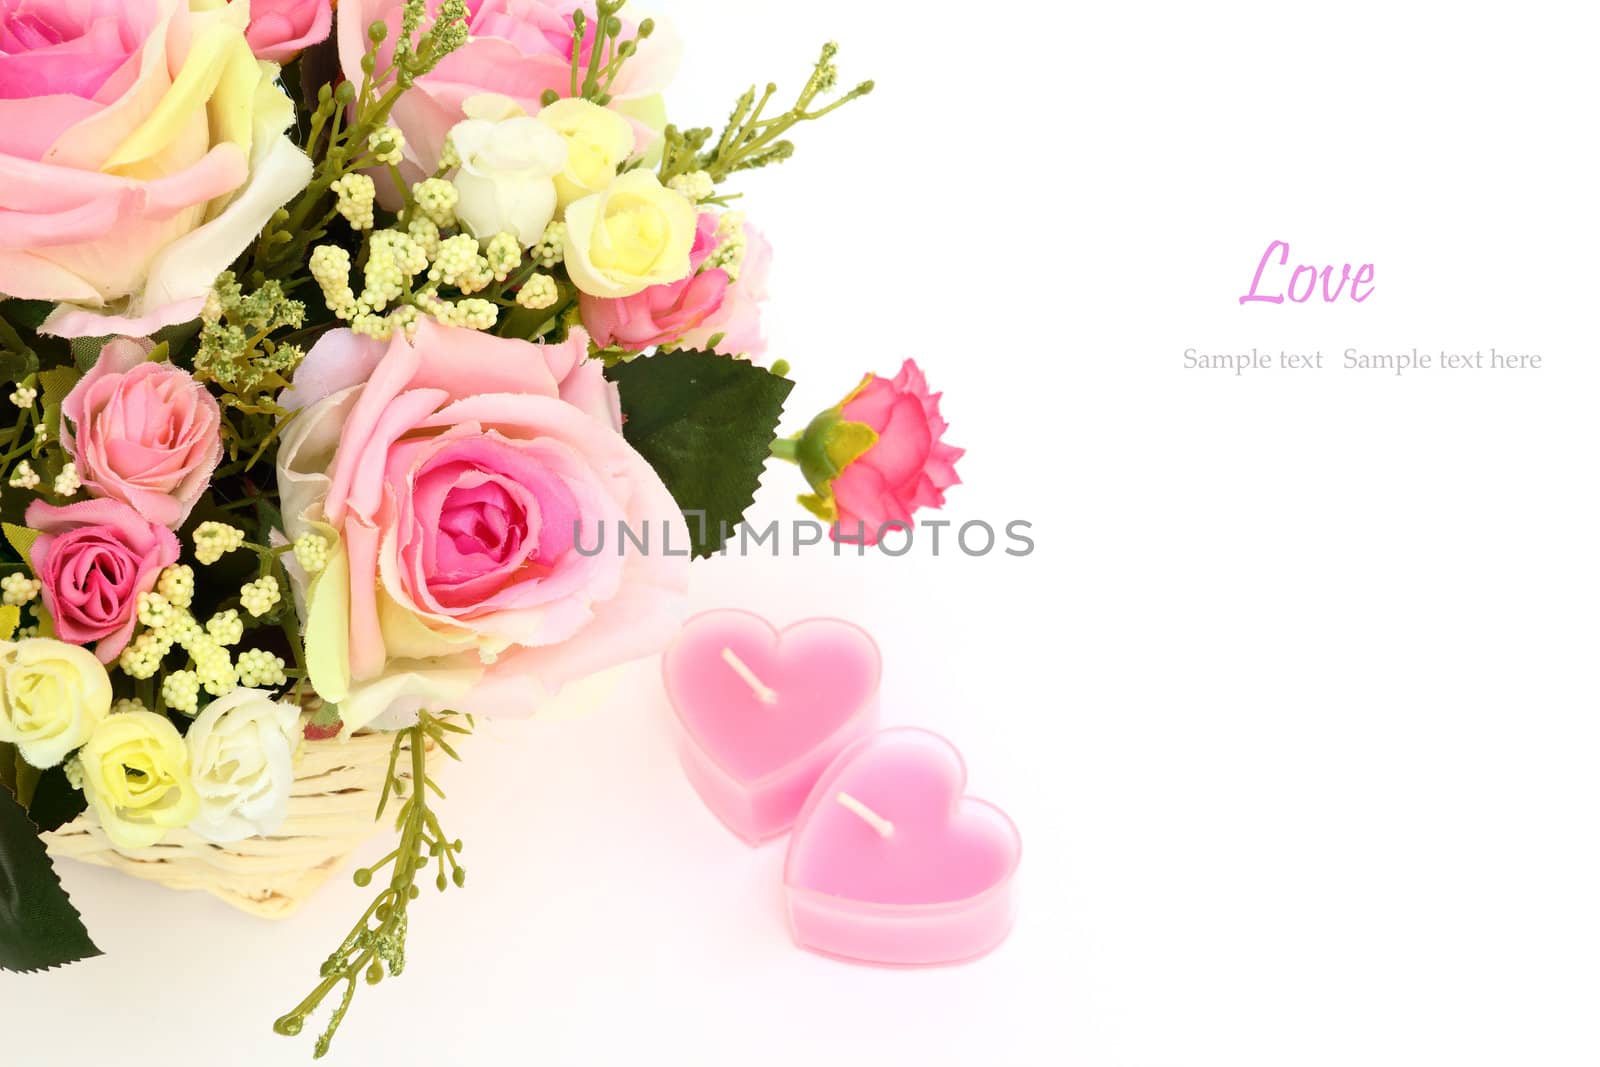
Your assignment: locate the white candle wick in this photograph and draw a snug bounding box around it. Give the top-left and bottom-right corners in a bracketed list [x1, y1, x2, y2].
[836, 791, 895, 838]
[720, 647, 778, 705]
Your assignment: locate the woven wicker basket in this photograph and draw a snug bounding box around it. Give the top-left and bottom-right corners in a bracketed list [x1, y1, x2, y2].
[41, 726, 438, 919]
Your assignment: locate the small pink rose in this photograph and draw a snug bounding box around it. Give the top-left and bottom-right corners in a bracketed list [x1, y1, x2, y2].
[239, 0, 332, 62]
[26, 498, 180, 663]
[61, 339, 224, 529]
[678, 221, 773, 359]
[580, 214, 729, 351]
[805, 361, 964, 545]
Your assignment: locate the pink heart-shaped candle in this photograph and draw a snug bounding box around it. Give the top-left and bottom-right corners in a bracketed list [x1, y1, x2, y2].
[784, 728, 1021, 966]
[662, 610, 882, 844]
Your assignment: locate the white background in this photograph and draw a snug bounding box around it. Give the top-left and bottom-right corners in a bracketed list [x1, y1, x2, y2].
[6, 0, 1600, 1064]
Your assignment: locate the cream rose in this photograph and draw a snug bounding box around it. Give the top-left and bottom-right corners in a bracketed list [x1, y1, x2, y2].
[0, 639, 111, 769]
[185, 687, 300, 843]
[562, 170, 698, 298]
[80, 709, 198, 849]
[536, 98, 636, 211]
[449, 94, 568, 246]
[1, 0, 314, 338]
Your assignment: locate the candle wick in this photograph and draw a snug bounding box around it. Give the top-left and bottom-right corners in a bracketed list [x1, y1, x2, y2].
[836, 791, 895, 838]
[720, 647, 778, 704]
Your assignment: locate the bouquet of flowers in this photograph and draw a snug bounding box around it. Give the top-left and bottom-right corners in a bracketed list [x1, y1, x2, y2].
[0, 0, 963, 1055]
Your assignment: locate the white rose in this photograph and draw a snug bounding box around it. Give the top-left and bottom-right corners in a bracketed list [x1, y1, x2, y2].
[448, 94, 568, 246]
[185, 687, 301, 844]
[0, 638, 111, 769]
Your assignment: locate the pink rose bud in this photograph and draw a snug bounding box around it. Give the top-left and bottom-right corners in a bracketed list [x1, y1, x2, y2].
[790, 360, 964, 545]
[61, 339, 224, 529]
[239, 0, 332, 63]
[26, 498, 181, 664]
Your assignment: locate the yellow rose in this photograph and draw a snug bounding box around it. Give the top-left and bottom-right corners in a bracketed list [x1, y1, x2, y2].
[562, 170, 698, 298]
[80, 710, 199, 849]
[536, 98, 636, 210]
[0, 639, 112, 769]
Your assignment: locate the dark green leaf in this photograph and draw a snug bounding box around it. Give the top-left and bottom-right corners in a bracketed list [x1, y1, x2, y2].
[25, 767, 87, 834]
[0, 781, 100, 973]
[0, 346, 38, 384]
[606, 350, 793, 557]
[1, 299, 53, 332]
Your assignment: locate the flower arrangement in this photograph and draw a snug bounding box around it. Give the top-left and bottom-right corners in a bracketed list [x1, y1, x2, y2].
[0, 0, 964, 1055]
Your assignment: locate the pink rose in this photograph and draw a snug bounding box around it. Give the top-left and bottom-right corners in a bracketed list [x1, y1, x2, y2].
[810, 361, 964, 545]
[276, 318, 688, 731]
[239, 0, 331, 62]
[580, 214, 729, 351]
[61, 339, 223, 529]
[26, 498, 180, 663]
[678, 221, 772, 359]
[0, 0, 311, 337]
[336, 0, 679, 191]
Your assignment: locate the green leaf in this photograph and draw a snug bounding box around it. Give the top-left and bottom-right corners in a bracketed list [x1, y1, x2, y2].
[0, 604, 18, 642]
[0, 780, 101, 973]
[23, 767, 86, 834]
[0, 300, 53, 333]
[37, 365, 80, 428]
[3, 523, 39, 573]
[606, 351, 793, 558]
[0, 347, 38, 384]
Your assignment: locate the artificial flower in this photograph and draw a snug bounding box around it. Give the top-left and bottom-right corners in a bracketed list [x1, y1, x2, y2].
[678, 219, 773, 358]
[447, 94, 568, 245]
[0, 0, 313, 337]
[239, 0, 332, 62]
[537, 97, 635, 210]
[579, 212, 727, 350]
[185, 687, 301, 843]
[26, 498, 181, 663]
[276, 318, 688, 732]
[79, 708, 198, 849]
[335, 0, 679, 195]
[61, 339, 223, 528]
[0, 638, 112, 769]
[792, 360, 964, 544]
[562, 170, 698, 298]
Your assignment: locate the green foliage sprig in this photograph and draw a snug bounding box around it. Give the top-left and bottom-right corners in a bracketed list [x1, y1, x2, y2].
[273, 712, 470, 1059]
[247, 0, 471, 287]
[658, 42, 874, 187]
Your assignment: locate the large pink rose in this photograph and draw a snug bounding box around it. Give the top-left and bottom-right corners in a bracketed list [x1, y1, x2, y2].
[678, 220, 772, 359]
[239, 0, 332, 62]
[580, 213, 728, 351]
[276, 318, 688, 731]
[61, 339, 223, 528]
[0, 0, 312, 337]
[336, 0, 679, 190]
[25, 498, 180, 663]
[825, 360, 964, 545]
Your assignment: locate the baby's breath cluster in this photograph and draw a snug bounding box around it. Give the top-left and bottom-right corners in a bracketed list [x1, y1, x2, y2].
[194, 521, 248, 565]
[292, 533, 331, 574]
[240, 576, 282, 619]
[332, 173, 378, 230]
[705, 211, 750, 281]
[310, 173, 561, 340]
[117, 557, 293, 710]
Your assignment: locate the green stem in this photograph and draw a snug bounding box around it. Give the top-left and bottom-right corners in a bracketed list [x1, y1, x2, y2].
[769, 436, 799, 462]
